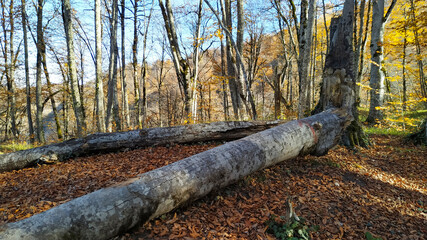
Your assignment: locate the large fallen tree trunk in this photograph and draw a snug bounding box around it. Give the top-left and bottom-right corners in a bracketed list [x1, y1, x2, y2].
[0, 109, 352, 240]
[0, 121, 281, 172]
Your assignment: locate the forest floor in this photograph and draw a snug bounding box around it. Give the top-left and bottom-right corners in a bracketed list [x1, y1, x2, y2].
[0, 134, 426, 239]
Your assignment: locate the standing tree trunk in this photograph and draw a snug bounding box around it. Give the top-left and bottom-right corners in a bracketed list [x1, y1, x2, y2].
[132, 0, 141, 128]
[95, 0, 106, 132]
[220, 32, 229, 121]
[1, 0, 18, 139]
[402, 13, 408, 112]
[297, 0, 316, 118]
[314, 0, 369, 147]
[9, 0, 17, 138]
[21, 0, 35, 142]
[223, 0, 240, 119]
[62, 0, 87, 137]
[121, 0, 130, 129]
[105, 0, 122, 132]
[158, 0, 192, 122]
[140, 0, 154, 128]
[354, 0, 371, 99]
[35, 0, 45, 143]
[366, 0, 397, 124]
[190, 0, 203, 123]
[409, 0, 426, 103]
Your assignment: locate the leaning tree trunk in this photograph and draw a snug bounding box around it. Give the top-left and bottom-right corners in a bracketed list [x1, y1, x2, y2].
[0, 121, 282, 173]
[0, 109, 351, 240]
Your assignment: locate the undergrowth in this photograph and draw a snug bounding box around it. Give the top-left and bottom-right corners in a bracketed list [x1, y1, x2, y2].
[266, 215, 319, 240]
[0, 142, 34, 154]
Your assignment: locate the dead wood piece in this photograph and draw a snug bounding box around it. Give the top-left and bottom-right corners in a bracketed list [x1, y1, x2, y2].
[0, 121, 281, 173]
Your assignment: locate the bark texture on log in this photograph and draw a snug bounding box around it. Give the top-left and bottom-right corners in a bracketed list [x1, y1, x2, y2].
[0, 109, 351, 240]
[0, 121, 281, 172]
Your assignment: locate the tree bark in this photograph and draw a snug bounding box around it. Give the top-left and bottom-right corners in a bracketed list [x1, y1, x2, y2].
[62, 0, 87, 137]
[0, 109, 351, 240]
[0, 120, 283, 173]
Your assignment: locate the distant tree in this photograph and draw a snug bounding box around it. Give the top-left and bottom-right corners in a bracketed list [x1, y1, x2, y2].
[366, 0, 397, 124]
[205, 0, 257, 120]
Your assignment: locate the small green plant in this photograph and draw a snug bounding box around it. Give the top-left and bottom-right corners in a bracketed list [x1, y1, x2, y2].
[266, 198, 318, 240]
[365, 231, 383, 240]
[266, 215, 318, 240]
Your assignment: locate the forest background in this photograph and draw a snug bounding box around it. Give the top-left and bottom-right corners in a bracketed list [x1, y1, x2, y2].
[0, 0, 425, 147]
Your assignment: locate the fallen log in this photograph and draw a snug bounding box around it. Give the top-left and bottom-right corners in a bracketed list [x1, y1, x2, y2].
[0, 121, 281, 173]
[0, 109, 352, 240]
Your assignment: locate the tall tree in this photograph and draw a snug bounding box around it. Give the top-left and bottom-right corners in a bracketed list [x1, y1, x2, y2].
[158, 0, 192, 121]
[223, 0, 241, 119]
[105, 0, 122, 131]
[35, 0, 45, 143]
[62, 0, 87, 136]
[141, 0, 154, 128]
[21, 0, 35, 142]
[121, 0, 130, 129]
[271, 0, 316, 118]
[1, 0, 18, 139]
[409, 0, 426, 103]
[95, 0, 106, 132]
[132, 0, 141, 128]
[190, 0, 203, 122]
[297, 0, 317, 118]
[366, 0, 397, 124]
